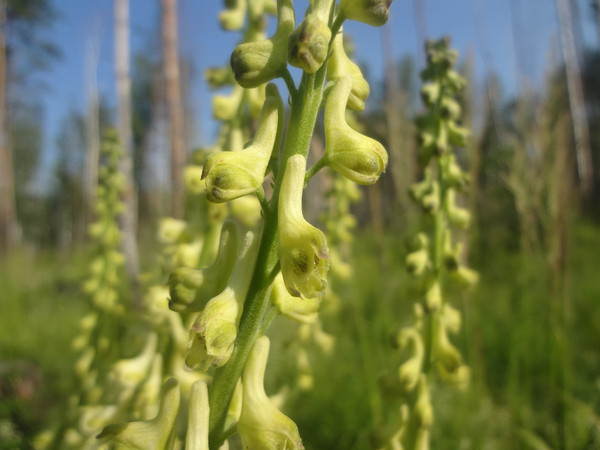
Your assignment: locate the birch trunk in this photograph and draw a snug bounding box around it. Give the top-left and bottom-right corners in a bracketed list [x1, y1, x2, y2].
[115, 0, 140, 284]
[555, 0, 594, 194]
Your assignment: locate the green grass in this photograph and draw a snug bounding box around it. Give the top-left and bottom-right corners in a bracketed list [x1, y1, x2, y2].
[1, 222, 599, 449]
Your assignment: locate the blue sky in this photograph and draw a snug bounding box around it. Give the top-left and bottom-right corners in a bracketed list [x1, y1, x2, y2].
[36, 0, 599, 182]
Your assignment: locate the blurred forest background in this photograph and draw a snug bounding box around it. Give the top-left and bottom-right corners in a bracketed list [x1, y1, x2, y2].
[1, 0, 600, 449]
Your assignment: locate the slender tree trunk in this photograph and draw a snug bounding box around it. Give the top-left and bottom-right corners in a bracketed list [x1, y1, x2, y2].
[555, 0, 594, 194]
[162, 0, 185, 218]
[84, 23, 101, 228]
[381, 24, 414, 227]
[0, 1, 19, 251]
[115, 0, 140, 286]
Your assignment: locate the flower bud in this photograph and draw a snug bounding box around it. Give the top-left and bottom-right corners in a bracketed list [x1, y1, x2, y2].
[288, 1, 333, 73]
[213, 85, 244, 121]
[339, 0, 392, 26]
[203, 84, 283, 202]
[324, 77, 387, 184]
[108, 333, 158, 402]
[414, 376, 433, 428]
[184, 165, 207, 195]
[133, 354, 162, 420]
[406, 247, 430, 276]
[279, 155, 330, 298]
[219, 0, 247, 31]
[445, 189, 471, 229]
[230, 195, 263, 228]
[396, 327, 424, 393]
[158, 217, 187, 244]
[441, 303, 461, 334]
[205, 66, 234, 89]
[238, 336, 304, 450]
[448, 121, 469, 147]
[98, 378, 181, 449]
[451, 265, 479, 287]
[271, 272, 321, 323]
[186, 380, 209, 450]
[79, 405, 118, 437]
[173, 240, 204, 268]
[230, 0, 295, 87]
[327, 33, 370, 111]
[187, 228, 261, 368]
[433, 321, 462, 376]
[424, 279, 442, 311]
[187, 287, 239, 370]
[169, 225, 238, 313]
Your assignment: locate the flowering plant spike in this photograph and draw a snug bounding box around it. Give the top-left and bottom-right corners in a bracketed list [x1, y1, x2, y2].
[378, 37, 477, 450]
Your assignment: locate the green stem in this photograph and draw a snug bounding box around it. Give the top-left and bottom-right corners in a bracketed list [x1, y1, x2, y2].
[207, 72, 325, 448]
[305, 155, 328, 184]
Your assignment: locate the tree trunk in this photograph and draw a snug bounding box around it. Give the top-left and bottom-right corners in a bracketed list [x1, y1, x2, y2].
[555, 0, 594, 194]
[115, 0, 140, 286]
[381, 24, 414, 227]
[84, 23, 101, 228]
[162, 0, 185, 218]
[0, 0, 19, 251]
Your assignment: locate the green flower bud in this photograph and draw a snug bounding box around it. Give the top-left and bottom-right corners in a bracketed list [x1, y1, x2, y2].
[406, 247, 430, 276]
[74, 348, 95, 378]
[169, 222, 239, 312]
[219, 0, 246, 30]
[230, 195, 263, 228]
[186, 380, 209, 450]
[396, 327, 424, 393]
[414, 376, 433, 428]
[173, 240, 204, 268]
[187, 287, 239, 370]
[279, 155, 330, 298]
[158, 217, 187, 244]
[203, 84, 283, 202]
[445, 189, 471, 229]
[98, 378, 181, 449]
[238, 336, 304, 450]
[433, 321, 462, 375]
[184, 165, 207, 195]
[339, 0, 392, 26]
[288, 1, 333, 73]
[188, 228, 261, 368]
[133, 354, 163, 420]
[447, 121, 469, 147]
[271, 272, 321, 323]
[230, 0, 295, 87]
[420, 82, 440, 106]
[451, 265, 479, 287]
[424, 279, 442, 311]
[444, 155, 467, 188]
[213, 85, 244, 121]
[108, 333, 158, 402]
[79, 405, 118, 437]
[324, 77, 388, 184]
[441, 303, 461, 334]
[327, 33, 370, 110]
[205, 66, 234, 89]
[247, 84, 267, 118]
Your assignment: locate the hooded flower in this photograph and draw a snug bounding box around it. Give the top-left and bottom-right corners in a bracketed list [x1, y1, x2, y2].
[230, 0, 295, 87]
[97, 378, 181, 449]
[327, 32, 370, 111]
[203, 84, 283, 202]
[324, 77, 388, 184]
[278, 155, 329, 298]
[237, 336, 304, 449]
